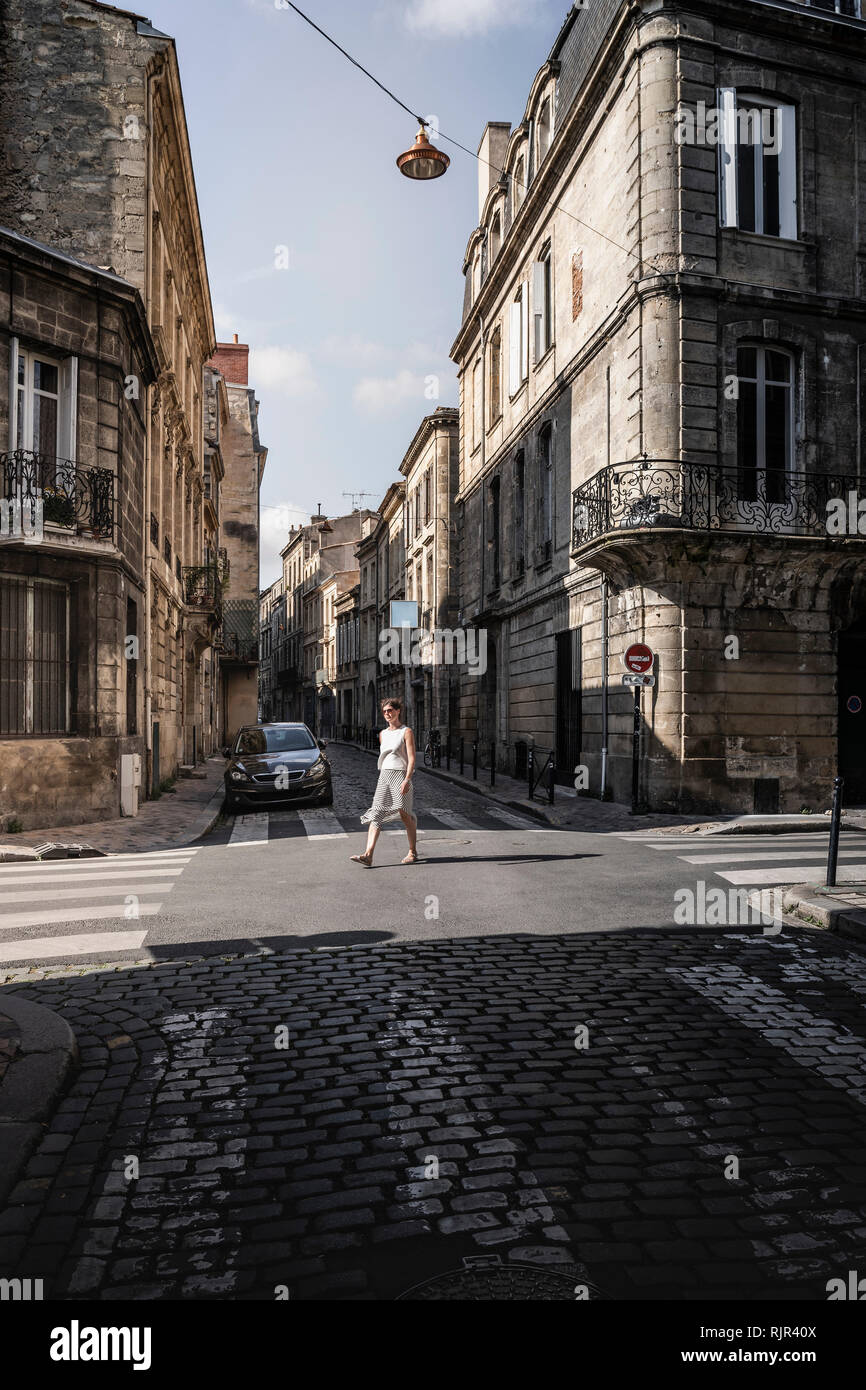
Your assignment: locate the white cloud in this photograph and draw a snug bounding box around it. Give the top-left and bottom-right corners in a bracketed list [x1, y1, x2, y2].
[403, 0, 546, 38]
[318, 333, 391, 369]
[249, 345, 320, 398]
[259, 501, 310, 583]
[353, 368, 432, 415]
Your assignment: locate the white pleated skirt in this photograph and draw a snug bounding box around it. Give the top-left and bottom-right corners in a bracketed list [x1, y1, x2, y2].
[361, 768, 414, 826]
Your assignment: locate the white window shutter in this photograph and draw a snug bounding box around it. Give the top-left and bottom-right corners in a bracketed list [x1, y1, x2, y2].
[58, 356, 78, 460]
[532, 261, 545, 363]
[778, 104, 797, 240]
[520, 284, 529, 381]
[509, 296, 521, 394]
[8, 337, 19, 449]
[717, 87, 738, 228]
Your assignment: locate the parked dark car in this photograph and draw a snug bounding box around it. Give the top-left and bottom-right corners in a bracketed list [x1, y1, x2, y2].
[223, 723, 332, 813]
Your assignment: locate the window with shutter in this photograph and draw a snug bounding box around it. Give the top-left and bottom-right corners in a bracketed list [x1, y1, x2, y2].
[718, 89, 797, 240]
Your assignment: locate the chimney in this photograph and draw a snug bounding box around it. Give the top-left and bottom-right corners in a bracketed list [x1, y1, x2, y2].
[477, 122, 511, 223]
[207, 335, 249, 385]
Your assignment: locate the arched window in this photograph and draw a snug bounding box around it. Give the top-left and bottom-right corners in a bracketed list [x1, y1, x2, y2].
[736, 344, 794, 503]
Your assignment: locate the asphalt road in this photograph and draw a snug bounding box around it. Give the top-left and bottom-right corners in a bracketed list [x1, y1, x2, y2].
[3, 744, 866, 969]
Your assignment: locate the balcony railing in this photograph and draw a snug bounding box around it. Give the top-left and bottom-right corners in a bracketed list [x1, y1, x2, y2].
[572, 459, 865, 551]
[221, 632, 259, 663]
[1, 449, 115, 540]
[183, 564, 223, 619]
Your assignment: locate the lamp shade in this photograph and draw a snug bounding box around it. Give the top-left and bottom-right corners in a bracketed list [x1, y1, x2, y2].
[397, 126, 450, 180]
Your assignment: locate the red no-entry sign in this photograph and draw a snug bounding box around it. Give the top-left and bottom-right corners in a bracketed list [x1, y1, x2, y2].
[623, 643, 654, 674]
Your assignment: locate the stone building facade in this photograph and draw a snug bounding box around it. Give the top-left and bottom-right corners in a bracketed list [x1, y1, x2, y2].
[452, 0, 866, 813]
[206, 336, 267, 745]
[0, 227, 157, 829]
[262, 512, 374, 733]
[335, 582, 361, 735]
[0, 0, 220, 796]
[400, 408, 460, 742]
[355, 484, 406, 729]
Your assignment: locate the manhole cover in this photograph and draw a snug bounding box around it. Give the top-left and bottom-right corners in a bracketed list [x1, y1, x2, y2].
[396, 1257, 599, 1301]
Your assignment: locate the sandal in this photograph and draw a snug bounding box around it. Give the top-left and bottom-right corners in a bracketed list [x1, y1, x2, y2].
[401, 851, 419, 864]
[351, 853, 373, 867]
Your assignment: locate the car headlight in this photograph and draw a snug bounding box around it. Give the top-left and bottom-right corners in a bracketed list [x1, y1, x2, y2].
[229, 770, 246, 782]
[304, 757, 326, 778]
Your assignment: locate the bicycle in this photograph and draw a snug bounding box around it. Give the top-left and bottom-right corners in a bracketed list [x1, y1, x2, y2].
[423, 728, 442, 768]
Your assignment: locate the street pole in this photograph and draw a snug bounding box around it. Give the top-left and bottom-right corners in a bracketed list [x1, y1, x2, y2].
[630, 686, 641, 815]
[826, 775, 844, 887]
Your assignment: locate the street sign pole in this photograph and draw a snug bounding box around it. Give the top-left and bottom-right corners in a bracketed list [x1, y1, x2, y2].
[631, 685, 641, 815]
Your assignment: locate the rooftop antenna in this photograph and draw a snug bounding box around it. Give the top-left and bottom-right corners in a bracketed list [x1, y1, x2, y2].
[343, 491, 375, 535]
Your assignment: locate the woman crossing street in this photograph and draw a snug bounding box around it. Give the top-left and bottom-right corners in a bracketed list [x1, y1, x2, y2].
[351, 698, 418, 867]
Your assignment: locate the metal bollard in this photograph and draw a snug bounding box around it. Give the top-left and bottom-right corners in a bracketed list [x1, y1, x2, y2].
[548, 759, 555, 805]
[490, 742, 495, 787]
[527, 746, 534, 800]
[472, 740, 478, 781]
[459, 739, 464, 777]
[826, 774, 844, 887]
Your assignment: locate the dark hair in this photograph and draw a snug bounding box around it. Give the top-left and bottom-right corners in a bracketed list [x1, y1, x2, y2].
[380, 697, 402, 713]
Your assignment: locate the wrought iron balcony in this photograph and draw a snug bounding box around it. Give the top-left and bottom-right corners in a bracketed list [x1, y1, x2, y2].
[571, 459, 865, 552]
[183, 563, 223, 619]
[1, 449, 114, 539]
[221, 631, 259, 664]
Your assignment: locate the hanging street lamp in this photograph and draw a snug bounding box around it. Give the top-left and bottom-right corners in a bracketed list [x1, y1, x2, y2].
[397, 125, 450, 181]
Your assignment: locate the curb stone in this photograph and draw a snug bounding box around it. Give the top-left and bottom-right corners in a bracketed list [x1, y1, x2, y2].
[782, 884, 866, 946]
[0, 994, 79, 1207]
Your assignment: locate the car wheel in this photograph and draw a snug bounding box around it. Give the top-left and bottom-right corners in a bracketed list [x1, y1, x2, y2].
[319, 791, 333, 808]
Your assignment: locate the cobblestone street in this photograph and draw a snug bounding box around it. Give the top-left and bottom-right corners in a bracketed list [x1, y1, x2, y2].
[1, 928, 864, 1301]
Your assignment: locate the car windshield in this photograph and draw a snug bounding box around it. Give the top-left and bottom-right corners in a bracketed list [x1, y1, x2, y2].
[235, 727, 316, 755]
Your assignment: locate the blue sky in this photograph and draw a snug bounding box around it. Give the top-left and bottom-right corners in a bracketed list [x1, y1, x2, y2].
[160, 0, 566, 584]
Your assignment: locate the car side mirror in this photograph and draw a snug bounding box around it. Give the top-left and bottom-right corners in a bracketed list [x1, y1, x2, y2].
[222, 747, 231, 759]
[317, 739, 326, 750]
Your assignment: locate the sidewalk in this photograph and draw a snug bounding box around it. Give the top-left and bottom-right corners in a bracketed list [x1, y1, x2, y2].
[0, 757, 226, 861]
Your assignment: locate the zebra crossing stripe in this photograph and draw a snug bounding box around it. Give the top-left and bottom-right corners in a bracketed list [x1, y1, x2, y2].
[228, 813, 269, 846]
[297, 810, 347, 839]
[0, 931, 149, 962]
[425, 808, 476, 830]
[0, 882, 175, 906]
[681, 849, 866, 865]
[718, 865, 837, 886]
[0, 867, 187, 886]
[485, 807, 543, 830]
[0, 902, 162, 931]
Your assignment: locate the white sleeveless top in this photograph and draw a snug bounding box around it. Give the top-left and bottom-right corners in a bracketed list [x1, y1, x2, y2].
[378, 725, 409, 771]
